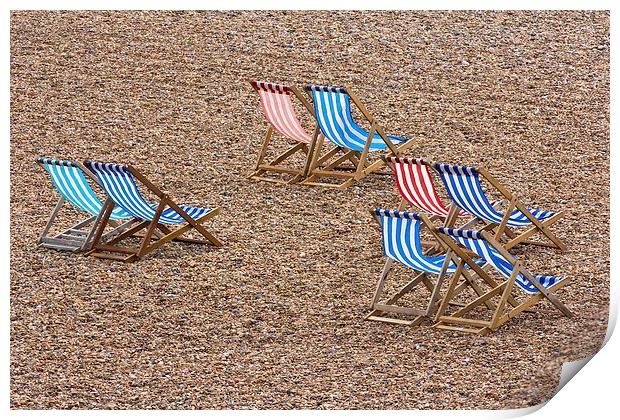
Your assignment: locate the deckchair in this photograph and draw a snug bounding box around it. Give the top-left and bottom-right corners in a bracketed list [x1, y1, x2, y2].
[249, 81, 327, 184]
[433, 227, 573, 335]
[36, 157, 136, 252]
[85, 161, 222, 262]
[366, 208, 470, 326]
[301, 85, 417, 189]
[434, 163, 566, 251]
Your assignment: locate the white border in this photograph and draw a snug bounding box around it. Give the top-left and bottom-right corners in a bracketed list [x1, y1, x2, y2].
[3, 2, 615, 418]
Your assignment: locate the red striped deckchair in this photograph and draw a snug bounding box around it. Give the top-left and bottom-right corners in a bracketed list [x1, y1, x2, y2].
[386, 156, 465, 223]
[249, 81, 326, 184]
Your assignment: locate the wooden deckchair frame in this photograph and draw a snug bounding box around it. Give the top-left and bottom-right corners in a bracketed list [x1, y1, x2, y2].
[475, 166, 566, 251]
[301, 87, 417, 189]
[432, 229, 572, 335]
[36, 159, 137, 253]
[86, 164, 222, 262]
[249, 82, 326, 184]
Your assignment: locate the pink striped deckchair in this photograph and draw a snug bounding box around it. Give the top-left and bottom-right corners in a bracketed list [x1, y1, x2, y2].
[249, 81, 326, 184]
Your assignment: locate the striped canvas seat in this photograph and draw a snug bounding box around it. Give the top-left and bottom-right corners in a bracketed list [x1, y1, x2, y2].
[438, 227, 563, 294]
[307, 85, 408, 152]
[386, 156, 467, 218]
[375, 208, 458, 274]
[252, 81, 314, 144]
[38, 157, 131, 220]
[86, 162, 212, 224]
[434, 163, 557, 227]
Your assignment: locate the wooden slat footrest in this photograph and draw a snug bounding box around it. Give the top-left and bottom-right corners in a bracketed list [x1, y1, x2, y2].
[257, 164, 302, 175]
[58, 233, 87, 241]
[67, 229, 89, 236]
[374, 304, 425, 316]
[308, 169, 356, 179]
[39, 242, 82, 252]
[365, 315, 417, 326]
[39, 237, 84, 250]
[438, 316, 491, 328]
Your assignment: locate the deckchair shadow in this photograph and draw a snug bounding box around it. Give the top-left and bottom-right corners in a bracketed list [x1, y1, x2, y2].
[85, 161, 222, 262]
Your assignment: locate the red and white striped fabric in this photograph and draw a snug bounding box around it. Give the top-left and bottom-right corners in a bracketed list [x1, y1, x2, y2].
[386, 156, 468, 218]
[252, 81, 313, 144]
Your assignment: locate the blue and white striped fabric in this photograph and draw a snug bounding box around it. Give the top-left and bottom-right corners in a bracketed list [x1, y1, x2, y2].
[434, 164, 557, 227]
[307, 85, 408, 152]
[438, 227, 564, 294]
[86, 161, 212, 224]
[375, 208, 457, 274]
[38, 157, 131, 221]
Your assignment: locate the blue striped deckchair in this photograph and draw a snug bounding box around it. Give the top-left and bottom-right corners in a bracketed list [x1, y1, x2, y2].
[433, 227, 573, 334]
[366, 208, 476, 326]
[85, 161, 222, 262]
[301, 85, 416, 189]
[434, 163, 566, 251]
[36, 157, 135, 252]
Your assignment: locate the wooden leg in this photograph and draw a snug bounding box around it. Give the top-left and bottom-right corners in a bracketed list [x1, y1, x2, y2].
[140, 210, 220, 255]
[307, 133, 326, 174]
[302, 127, 322, 177]
[266, 142, 306, 166]
[301, 149, 360, 189]
[87, 198, 115, 252]
[494, 277, 572, 327]
[39, 197, 65, 243]
[253, 126, 273, 172]
[137, 201, 166, 258]
[434, 259, 466, 321]
[461, 269, 498, 310]
[316, 146, 342, 166]
[371, 259, 393, 307]
[426, 250, 452, 317]
[494, 196, 516, 241]
[157, 203, 222, 246]
[444, 204, 461, 229]
[106, 221, 150, 246]
[354, 127, 375, 180]
[81, 213, 107, 252]
[504, 211, 565, 250]
[489, 265, 519, 330]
